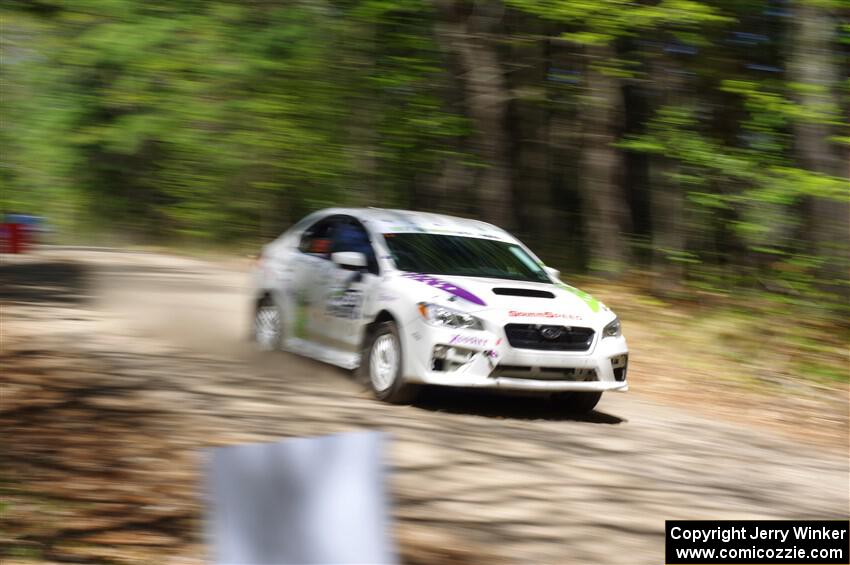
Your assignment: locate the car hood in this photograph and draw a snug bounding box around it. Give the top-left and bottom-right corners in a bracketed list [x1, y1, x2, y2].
[391, 272, 610, 326]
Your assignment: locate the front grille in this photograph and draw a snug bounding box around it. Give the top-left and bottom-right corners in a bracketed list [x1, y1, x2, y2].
[504, 324, 594, 352]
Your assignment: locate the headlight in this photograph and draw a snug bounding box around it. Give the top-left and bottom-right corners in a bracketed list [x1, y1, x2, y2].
[603, 317, 621, 338]
[417, 302, 483, 330]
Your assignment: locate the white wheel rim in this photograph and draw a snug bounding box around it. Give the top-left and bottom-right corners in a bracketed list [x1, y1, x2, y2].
[370, 333, 398, 392]
[255, 305, 280, 350]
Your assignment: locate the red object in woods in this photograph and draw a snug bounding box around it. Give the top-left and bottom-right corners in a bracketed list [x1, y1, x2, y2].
[3, 223, 25, 253]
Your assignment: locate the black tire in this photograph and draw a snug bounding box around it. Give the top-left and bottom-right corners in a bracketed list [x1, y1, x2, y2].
[550, 391, 602, 414]
[365, 321, 419, 404]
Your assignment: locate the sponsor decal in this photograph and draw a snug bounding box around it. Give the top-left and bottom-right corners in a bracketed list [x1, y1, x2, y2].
[327, 288, 363, 319]
[508, 310, 583, 320]
[448, 334, 490, 348]
[326, 272, 364, 319]
[401, 272, 487, 306]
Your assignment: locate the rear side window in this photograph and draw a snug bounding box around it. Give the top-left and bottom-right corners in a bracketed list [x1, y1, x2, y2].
[298, 218, 336, 257]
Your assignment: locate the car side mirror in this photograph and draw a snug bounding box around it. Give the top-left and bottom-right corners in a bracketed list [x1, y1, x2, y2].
[331, 251, 367, 269]
[544, 266, 561, 280]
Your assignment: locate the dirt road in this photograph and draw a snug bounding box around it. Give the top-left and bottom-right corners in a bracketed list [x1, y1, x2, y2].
[2, 248, 848, 564]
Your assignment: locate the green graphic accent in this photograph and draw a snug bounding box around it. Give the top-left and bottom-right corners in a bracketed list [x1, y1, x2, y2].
[294, 289, 309, 339]
[555, 281, 601, 313]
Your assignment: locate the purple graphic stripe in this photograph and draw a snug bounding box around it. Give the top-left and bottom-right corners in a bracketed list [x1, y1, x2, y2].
[401, 273, 487, 306]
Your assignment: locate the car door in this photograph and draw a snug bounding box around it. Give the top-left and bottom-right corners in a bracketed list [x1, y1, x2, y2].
[288, 216, 339, 345]
[322, 217, 381, 353]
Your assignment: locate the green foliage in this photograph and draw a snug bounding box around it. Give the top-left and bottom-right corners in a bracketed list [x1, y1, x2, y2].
[1, 0, 467, 241]
[620, 82, 849, 309]
[505, 0, 730, 45]
[508, 0, 848, 312]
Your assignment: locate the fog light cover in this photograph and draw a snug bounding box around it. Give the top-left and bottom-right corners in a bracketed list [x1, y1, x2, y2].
[611, 354, 628, 381]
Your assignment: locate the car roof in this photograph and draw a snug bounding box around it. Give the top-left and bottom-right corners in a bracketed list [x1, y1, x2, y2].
[317, 207, 515, 242]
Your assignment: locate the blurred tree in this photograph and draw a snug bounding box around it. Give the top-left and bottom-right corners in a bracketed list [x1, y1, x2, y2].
[504, 0, 728, 274]
[788, 0, 849, 296]
[347, 0, 471, 213]
[433, 0, 514, 227]
[1, 0, 468, 242]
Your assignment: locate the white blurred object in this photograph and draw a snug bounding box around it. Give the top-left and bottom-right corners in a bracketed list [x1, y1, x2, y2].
[205, 431, 396, 564]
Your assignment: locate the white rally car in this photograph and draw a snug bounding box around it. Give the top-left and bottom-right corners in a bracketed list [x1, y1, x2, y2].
[252, 208, 628, 412]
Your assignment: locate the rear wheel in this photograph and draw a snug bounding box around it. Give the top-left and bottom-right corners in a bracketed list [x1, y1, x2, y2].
[550, 391, 602, 414]
[366, 321, 418, 404]
[253, 298, 283, 351]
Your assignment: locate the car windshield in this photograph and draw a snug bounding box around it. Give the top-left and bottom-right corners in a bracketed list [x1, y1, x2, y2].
[383, 233, 551, 283]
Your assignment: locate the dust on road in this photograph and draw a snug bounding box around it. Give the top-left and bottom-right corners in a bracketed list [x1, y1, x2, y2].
[2, 248, 848, 564]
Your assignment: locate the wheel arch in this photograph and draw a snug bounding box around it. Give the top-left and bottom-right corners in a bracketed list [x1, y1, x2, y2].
[360, 309, 398, 352]
[358, 308, 408, 374]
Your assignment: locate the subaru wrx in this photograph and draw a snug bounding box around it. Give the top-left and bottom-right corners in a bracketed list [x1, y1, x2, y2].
[252, 208, 628, 412]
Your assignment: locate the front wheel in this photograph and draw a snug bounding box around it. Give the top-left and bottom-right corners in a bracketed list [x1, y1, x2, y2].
[366, 321, 419, 404]
[550, 391, 602, 414]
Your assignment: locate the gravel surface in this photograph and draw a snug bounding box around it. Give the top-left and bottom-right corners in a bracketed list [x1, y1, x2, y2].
[1, 249, 848, 564]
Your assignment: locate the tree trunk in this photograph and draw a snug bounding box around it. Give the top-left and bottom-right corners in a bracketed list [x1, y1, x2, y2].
[581, 45, 629, 274]
[435, 1, 513, 228]
[507, 31, 552, 248]
[649, 56, 686, 294]
[788, 0, 849, 291]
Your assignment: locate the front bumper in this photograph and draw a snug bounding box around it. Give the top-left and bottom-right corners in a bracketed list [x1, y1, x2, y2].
[401, 318, 629, 392]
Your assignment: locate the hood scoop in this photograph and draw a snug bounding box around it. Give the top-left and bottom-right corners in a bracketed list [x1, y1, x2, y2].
[492, 288, 555, 299]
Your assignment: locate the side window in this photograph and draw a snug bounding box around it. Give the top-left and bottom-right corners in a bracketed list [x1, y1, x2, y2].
[332, 219, 379, 275]
[298, 217, 336, 258]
